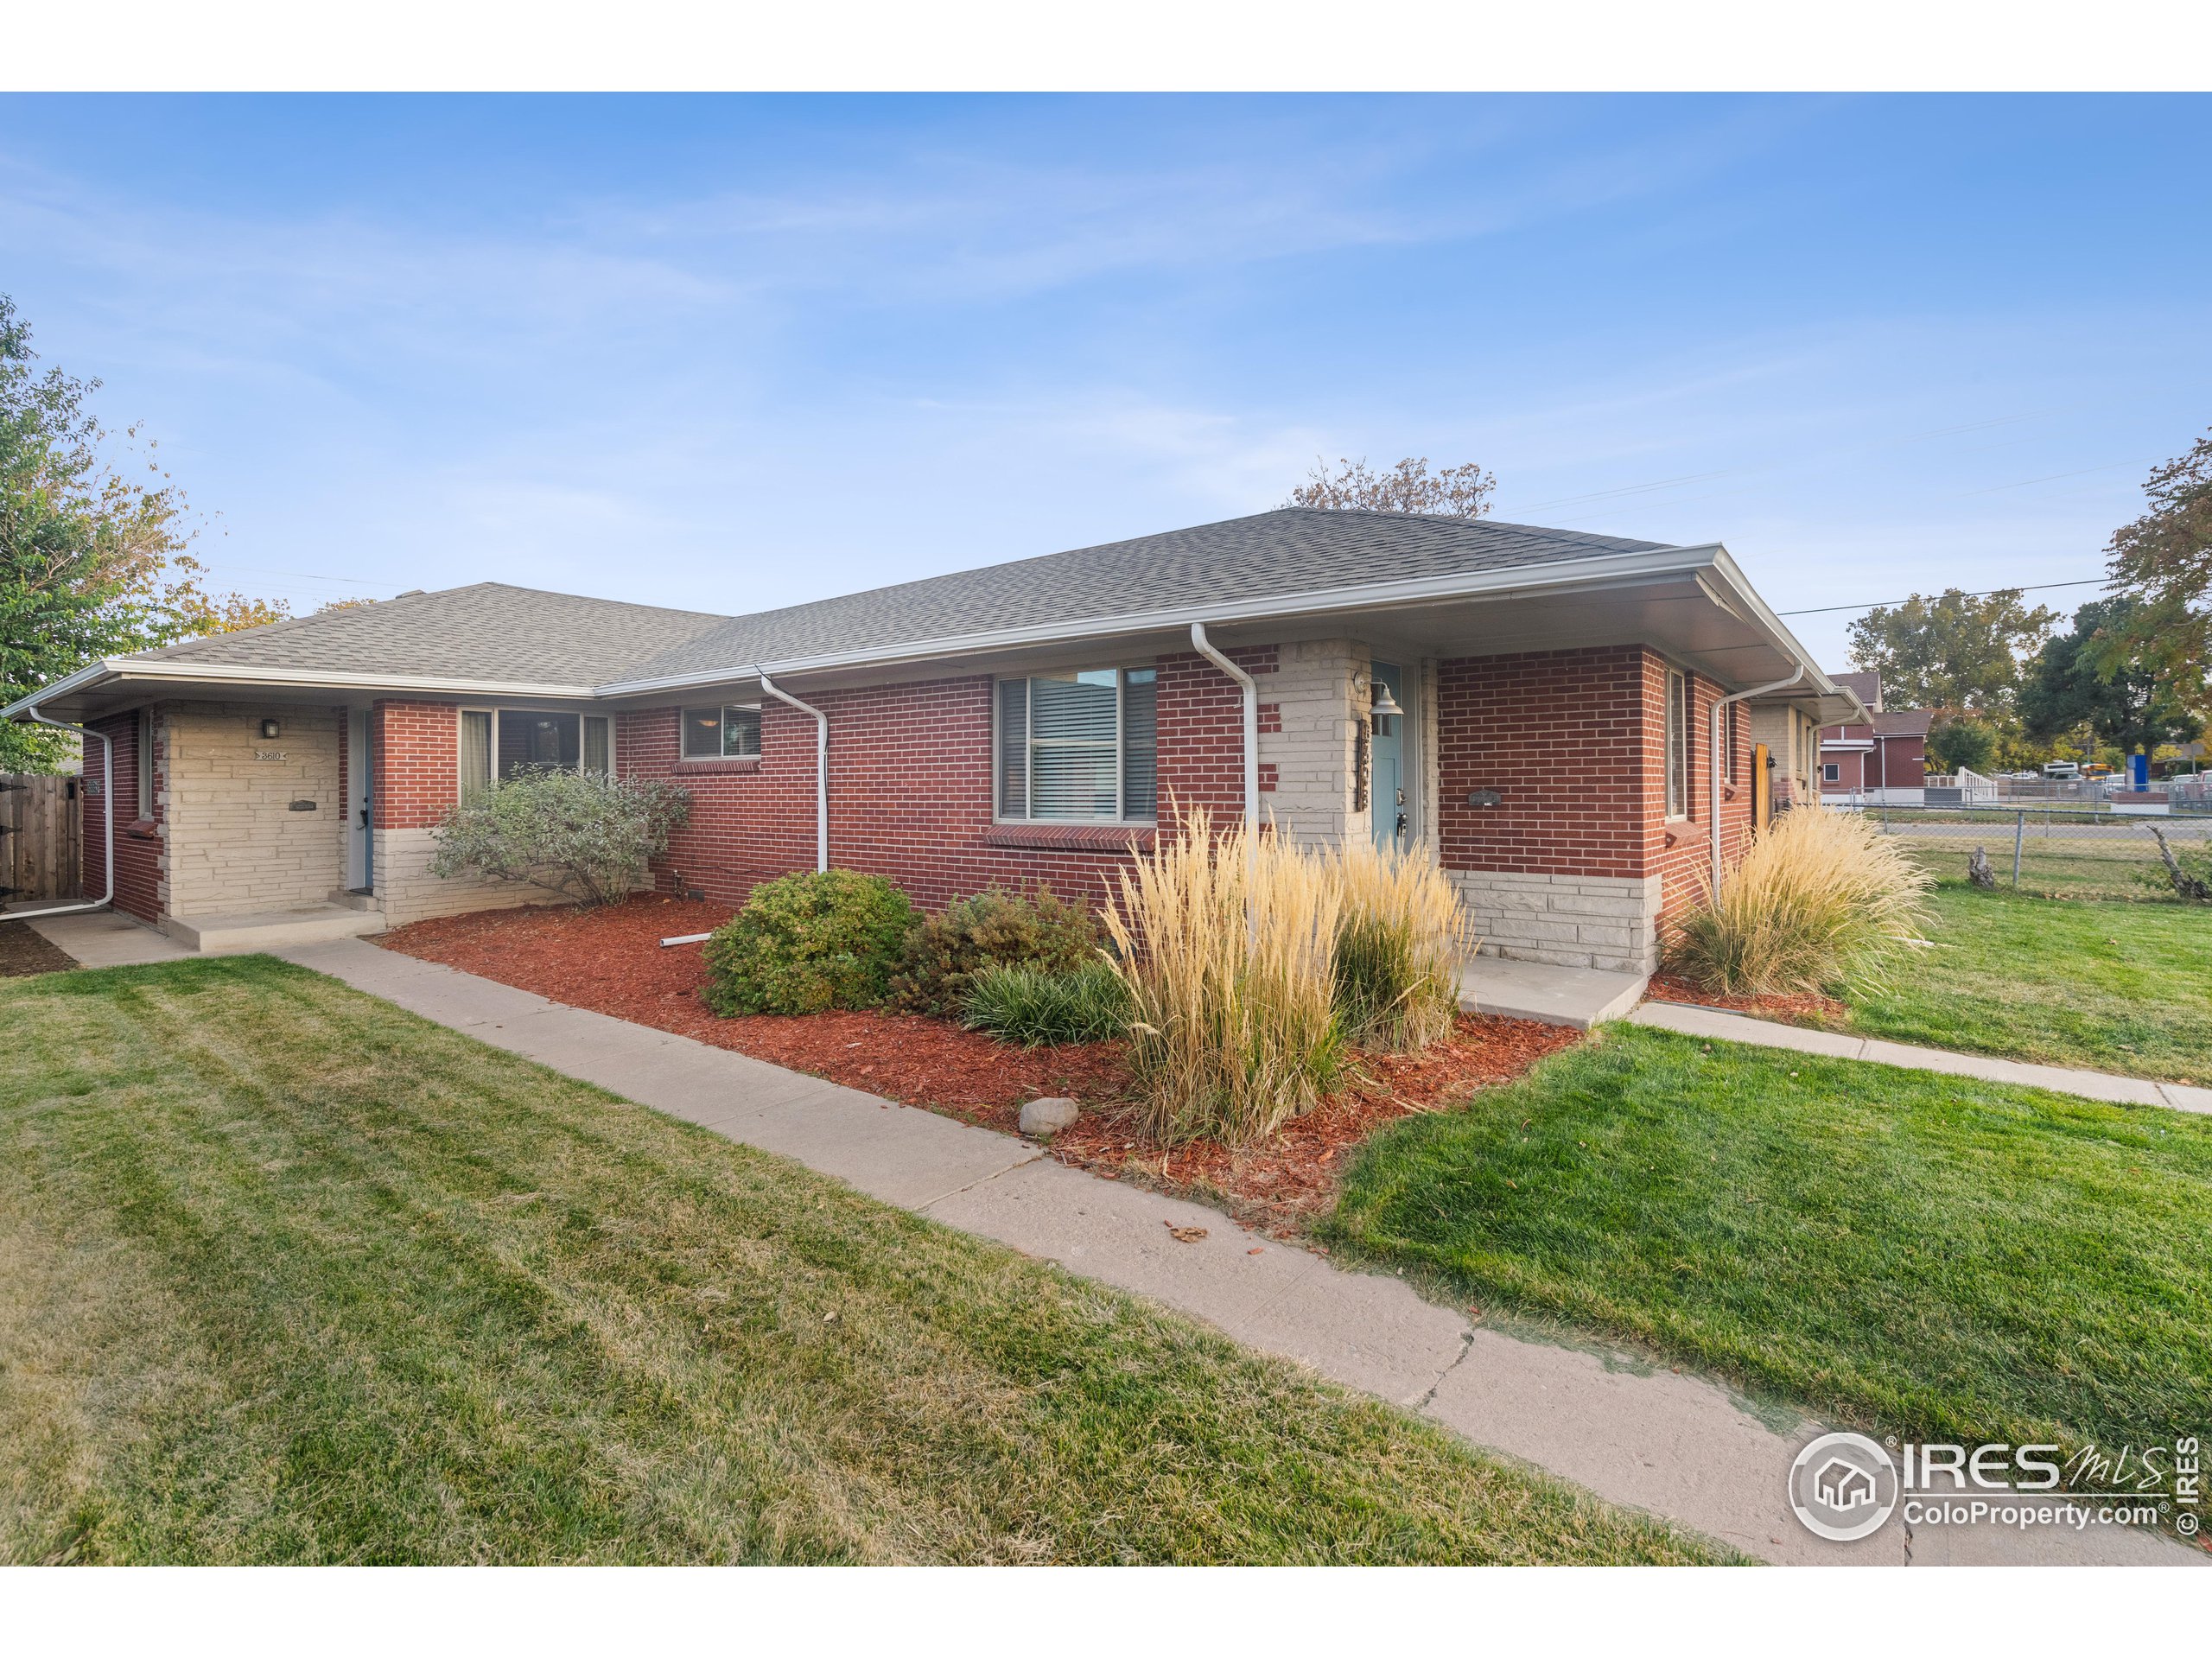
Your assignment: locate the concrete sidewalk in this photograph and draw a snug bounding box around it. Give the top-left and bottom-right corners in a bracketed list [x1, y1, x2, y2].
[1633, 1000, 2212, 1116]
[277, 937, 2196, 1567]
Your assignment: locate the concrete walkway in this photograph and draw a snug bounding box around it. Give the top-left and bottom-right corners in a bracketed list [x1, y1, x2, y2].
[1633, 1000, 2212, 1116]
[273, 937, 2194, 1567]
[14, 908, 193, 969]
[1458, 953, 1648, 1029]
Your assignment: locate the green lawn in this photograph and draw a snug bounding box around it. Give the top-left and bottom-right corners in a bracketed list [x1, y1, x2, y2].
[1327, 1025, 2212, 1491]
[0, 957, 1719, 1566]
[1836, 883, 2212, 1081]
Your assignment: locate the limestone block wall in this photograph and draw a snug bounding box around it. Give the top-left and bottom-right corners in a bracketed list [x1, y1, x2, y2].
[372, 827, 570, 925]
[1256, 638, 1367, 846]
[1448, 869, 1663, 974]
[163, 702, 346, 918]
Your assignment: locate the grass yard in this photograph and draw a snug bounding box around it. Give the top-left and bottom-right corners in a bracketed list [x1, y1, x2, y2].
[1328, 1025, 2212, 1495]
[1841, 883, 2212, 1081]
[0, 957, 1719, 1566]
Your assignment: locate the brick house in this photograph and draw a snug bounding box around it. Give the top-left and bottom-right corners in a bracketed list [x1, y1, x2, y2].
[8, 509, 1862, 972]
[1818, 671, 1933, 804]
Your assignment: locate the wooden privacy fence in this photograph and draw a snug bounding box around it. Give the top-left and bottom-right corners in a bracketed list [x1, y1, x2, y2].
[0, 775, 83, 905]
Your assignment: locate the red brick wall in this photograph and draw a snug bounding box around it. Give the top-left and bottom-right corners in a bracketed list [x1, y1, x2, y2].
[620, 651, 1267, 914]
[81, 708, 162, 923]
[1435, 645, 1751, 918]
[373, 699, 459, 829]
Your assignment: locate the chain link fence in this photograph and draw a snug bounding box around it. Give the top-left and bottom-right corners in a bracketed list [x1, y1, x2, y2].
[1834, 803, 2212, 901]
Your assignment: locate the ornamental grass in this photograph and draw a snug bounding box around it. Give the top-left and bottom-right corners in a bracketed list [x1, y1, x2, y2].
[1102, 809, 1346, 1147]
[1665, 805, 1933, 998]
[1327, 842, 1469, 1052]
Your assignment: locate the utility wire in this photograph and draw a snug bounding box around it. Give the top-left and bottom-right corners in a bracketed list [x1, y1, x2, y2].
[1776, 577, 2106, 617]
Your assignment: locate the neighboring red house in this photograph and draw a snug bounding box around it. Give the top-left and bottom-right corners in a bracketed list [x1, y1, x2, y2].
[9, 509, 1859, 976]
[1819, 671, 1933, 802]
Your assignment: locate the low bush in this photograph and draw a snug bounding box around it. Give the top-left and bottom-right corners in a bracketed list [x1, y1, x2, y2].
[1328, 845, 1467, 1051]
[1666, 807, 1933, 996]
[1103, 809, 1344, 1147]
[888, 887, 1103, 1014]
[429, 767, 690, 906]
[701, 869, 918, 1015]
[962, 961, 1132, 1046]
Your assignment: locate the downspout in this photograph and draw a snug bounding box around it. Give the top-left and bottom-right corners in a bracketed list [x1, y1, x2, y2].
[1189, 623, 1259, 830]
[1710, 671, 1804, 896]
[14, 706, 115, 918]
[756, 667, 829, 873]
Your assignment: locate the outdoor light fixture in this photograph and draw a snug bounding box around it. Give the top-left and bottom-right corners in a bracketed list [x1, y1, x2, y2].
[259, 718, 282, 739]
[1369, 680, 1404, 719]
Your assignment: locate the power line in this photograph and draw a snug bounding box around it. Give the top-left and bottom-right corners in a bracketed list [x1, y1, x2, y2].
[1776, 578, 2106, 618]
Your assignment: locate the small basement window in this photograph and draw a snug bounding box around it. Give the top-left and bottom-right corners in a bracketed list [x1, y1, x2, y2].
[681, 705, 762, 760]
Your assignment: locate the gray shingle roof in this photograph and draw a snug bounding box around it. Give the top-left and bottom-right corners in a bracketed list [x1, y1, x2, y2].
[113, 509, 1669, 690]
[126, 583, 733, 687]
[611, 509, 1667, 684]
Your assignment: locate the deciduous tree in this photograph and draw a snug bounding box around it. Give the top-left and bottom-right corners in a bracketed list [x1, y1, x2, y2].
[1845, 588, 2058, 716]
[1286, 455, 1495, 518]
[2019, 598, 2202, 757]
[1, 296, 283, 770]
[2098, 427, 2212, 720]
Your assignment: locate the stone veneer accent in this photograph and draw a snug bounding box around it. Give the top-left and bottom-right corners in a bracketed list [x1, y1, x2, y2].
[372, 826, 569, 926]
[162, 701, 346, 918]
[1448, 869, 1664, 973]
[1255, 638, 1370, 845]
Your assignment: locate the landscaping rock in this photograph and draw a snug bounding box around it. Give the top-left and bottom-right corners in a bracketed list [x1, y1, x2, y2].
[1019, 1096, 1081, 1137]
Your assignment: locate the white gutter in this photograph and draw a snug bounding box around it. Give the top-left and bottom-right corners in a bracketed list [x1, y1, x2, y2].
[1188, 622, 1259, 830]
[756, 667, 829, 873]
[11, 704, 113, 919]
[1, 657, 595, 721]
[1711, 671, 1805, 894]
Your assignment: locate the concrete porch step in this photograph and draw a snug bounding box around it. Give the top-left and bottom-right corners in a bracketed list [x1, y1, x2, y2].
[166, 904, 389, 955]
[1458, 954, 1649, 1029]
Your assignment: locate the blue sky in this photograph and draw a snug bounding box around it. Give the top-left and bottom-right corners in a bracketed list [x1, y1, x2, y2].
[3, 93, 2206, 669]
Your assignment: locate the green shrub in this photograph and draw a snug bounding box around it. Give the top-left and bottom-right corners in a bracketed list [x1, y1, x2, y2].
[701, 869, 918, 1015]
[429, 766, 690, 906]
[887, 886, 1103, 1014]
[963, 961, 1132, 1046]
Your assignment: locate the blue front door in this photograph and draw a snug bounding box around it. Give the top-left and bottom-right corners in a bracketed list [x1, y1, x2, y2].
[1370, 661, 1405, 852]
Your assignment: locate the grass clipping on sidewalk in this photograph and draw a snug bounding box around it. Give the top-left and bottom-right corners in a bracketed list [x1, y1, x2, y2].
[0, 956, 1719, 1566]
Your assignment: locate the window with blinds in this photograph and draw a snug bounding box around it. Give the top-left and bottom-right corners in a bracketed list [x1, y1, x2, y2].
[461, 709, 613, 795]
[995, 666, 1158, 822]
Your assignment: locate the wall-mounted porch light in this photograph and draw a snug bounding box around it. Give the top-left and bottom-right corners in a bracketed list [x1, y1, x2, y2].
[1368, 679, 1404, 719]
[259, 718, 283, 739]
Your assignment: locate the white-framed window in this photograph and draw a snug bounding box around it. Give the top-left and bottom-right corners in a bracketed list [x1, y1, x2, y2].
[680, 704, 762, 761]
[995, 666, 1157, 822]
[1724, 702, 1739, 786]
[135, 708, 153, 818]
[1822, 762, 1840, 784]
[459, 708, 613, 796]
[1665, 669, 1690, 819]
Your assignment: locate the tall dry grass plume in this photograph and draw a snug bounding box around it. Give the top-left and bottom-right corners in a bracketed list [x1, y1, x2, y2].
[1102, 808, 1345, 1147]
[1666, 805, 1933, 997]
[1327, 842, 1469, 1051]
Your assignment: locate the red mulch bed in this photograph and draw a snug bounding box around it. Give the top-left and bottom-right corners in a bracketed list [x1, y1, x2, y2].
[378, 898, 1581, 1230]
[1644, 972, 1847, 1024]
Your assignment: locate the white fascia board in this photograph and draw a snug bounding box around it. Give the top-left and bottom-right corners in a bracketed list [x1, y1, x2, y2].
[3, 658, 596, 720]
[1698, 550, 1855, 701]
[592, 542, 1727, 699]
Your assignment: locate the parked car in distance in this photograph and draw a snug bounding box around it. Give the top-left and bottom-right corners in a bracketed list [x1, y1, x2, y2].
[2042, 760, 2082, 779]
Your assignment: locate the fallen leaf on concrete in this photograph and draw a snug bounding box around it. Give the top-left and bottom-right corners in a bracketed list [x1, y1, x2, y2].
[1166, 1224, 1208, 1243]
